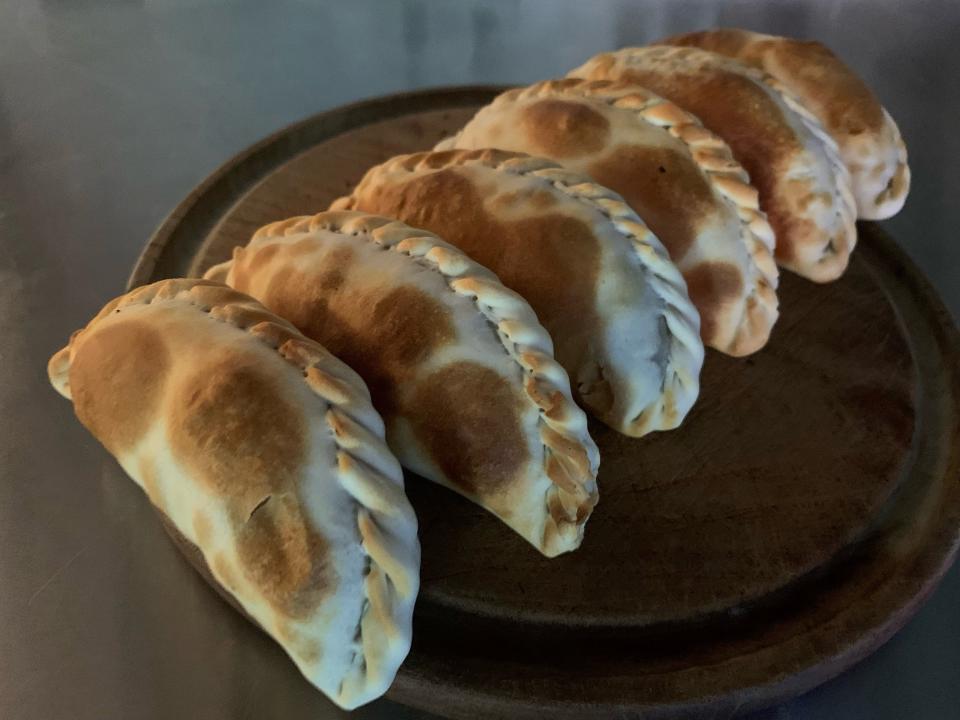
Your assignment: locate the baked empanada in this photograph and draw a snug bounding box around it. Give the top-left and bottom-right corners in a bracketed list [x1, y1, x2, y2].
[660, 29, 909, 220]
[47, 279, 419, 710]
[570, 45, 857, 283]
[205, 211, 599, 557]
[332, 151, 703, 432]
[434, 80, 778, 355]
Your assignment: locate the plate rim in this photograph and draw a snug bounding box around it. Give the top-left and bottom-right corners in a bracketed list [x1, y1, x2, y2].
[127, 84, 510, 291]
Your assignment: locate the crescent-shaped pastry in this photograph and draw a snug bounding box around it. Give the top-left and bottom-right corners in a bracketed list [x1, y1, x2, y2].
[205, 211, 600, 557]
[331, 151, 704, 432]
[660, 28, 910, 220]
[434, 80, 778, 355]
[47, 279, 419, 710]
[569, 45, 857, 282]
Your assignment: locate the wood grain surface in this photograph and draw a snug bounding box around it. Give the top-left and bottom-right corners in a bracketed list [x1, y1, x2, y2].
[134, 87, 960, 719]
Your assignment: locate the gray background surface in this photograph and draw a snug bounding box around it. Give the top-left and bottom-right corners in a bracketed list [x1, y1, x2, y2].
[1, 1, 958, 718]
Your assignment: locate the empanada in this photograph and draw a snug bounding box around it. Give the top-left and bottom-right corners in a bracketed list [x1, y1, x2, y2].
[570, 45, 857, 282]
[331, 151, 704, 432]
[205, 211, 600, 557]
[48, 279, 419, 710]
[660, 29, 909, 220]
[434, 80, 778, 355]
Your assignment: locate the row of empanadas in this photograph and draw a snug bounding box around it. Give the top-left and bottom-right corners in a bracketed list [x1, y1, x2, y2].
[49, 27, 909, 712]
[49, 213, 604, 708]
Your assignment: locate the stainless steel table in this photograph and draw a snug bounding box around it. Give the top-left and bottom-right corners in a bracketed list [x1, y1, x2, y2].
[1, 1, 957, 718]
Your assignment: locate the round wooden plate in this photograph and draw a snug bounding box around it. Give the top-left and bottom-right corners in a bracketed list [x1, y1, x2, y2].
[131, 87, 960, 719]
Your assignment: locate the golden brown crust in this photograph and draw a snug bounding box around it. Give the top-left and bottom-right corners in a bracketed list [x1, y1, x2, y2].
[67, 319, 170, 455]
[683, 261, 744, 346]
[520, 97, 612, 156]
[408, 361, 529, 497]
[167, 353, 306, 509]
[257, 260, 457, 417]
[235, 493, 332, 619]
[589, 144, 716, 263]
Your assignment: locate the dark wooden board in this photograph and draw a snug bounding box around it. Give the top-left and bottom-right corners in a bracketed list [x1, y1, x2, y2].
[131, 87, 960, 719]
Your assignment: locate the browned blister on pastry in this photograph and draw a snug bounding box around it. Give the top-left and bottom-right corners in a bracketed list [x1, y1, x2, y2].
[435, 80, 778, 355]
[570, 45, 857, 283]
[205, 211, 600, 557]
[47, 279, 419, 710]
[660, 28, 909, 220]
